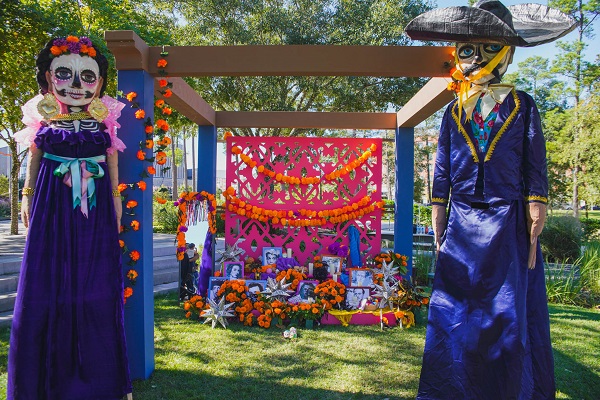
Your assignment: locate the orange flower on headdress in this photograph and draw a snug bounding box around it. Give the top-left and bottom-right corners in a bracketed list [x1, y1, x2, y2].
[50, 46, 62, 56]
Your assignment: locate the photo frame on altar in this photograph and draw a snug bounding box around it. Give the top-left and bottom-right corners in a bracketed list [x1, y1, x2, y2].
[345, 287, 371, 310]
[296, 280, 318, 302]
[208, 277, 227, 301]
[262, 247, 283, 266]
[348, 268, 374, 287]
[245, 280, 267, 302]
[224, 261, 244, 280]
[321, 255, 343, 274]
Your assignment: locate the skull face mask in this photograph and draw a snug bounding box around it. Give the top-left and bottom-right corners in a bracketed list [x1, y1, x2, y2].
[45, 53, 103, 108]
[455, 43, 514, 85]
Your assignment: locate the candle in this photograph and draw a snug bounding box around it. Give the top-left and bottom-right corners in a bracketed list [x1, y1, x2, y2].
[329, 263, 335, 275]
[308, 263, 314, 276]
[287, 248, 292, 258]
[332, 273, 339, 282]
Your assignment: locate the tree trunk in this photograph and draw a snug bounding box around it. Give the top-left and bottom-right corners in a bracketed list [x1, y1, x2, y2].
[9, 142, 21, 235]
[171, 136, 178, 200]
[572, 165, 579, 218]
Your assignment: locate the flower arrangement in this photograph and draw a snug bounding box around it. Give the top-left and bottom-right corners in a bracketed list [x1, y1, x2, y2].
[395, 278, 431, 311]
[183, 295, 206, 320]
[328, 242, 349, 258]
[374, 251, 408, 275]
[215, 280, 254, 324]
[288, 301, 325, 321]
[276, 269, 306, 292]
[313, 281, 346, 310]
[50, 36, 97, 58]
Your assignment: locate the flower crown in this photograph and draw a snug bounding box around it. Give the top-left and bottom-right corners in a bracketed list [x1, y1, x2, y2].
[49, 36, 97, 58]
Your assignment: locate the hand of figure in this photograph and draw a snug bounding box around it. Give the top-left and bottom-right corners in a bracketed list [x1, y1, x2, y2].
[432, 204, 447, 253]
[114, 195, 122, 233]
[527, 202, 547, 269]
[21, 196, 31, 228]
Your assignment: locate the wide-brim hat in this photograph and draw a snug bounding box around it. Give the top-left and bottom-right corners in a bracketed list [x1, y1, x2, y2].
[405, 0, 576, 47]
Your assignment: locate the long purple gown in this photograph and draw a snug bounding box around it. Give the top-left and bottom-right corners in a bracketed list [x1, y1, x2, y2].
[8, 124, 131, 399]
[417, 90, 555, 399]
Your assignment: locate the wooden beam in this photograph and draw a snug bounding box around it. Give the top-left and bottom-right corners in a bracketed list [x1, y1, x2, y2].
[104, 30, 150, 71]
[396, 77, 455, 128]
[144, 45, 453, 77]
[216, 111, 397, 129]
[155, 78, 216, 126]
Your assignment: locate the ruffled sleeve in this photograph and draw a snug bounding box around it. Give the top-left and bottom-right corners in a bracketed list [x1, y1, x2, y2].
[101, 95, 127, 155]
[14, 94, 44, 148]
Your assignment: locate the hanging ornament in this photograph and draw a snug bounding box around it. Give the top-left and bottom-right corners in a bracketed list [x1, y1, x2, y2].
[216, 242, 244, 263]
[375, 259, 400, 284]
[261, 277, 294, 302]
[371, 280, 399, 309]
[201, 297, 235, 329]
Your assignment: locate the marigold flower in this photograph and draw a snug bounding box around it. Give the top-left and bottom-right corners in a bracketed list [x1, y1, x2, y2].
[137, 181, 147, 191]
[162, 107, 172, 115]
[131, 220, 140, 231]
[155, 99, 165, 108]
[156, 151, 167, 165]
[135, 150, 145, 161]
[158, 79, 168, 87]
[127, 269, 138, 280]
[126, 92, 137, 102]
[145, 139, 154, 149]
[157, 58, 168, 68]
[124, 287, 133, 298]
[147, 166, 156, 175]
[163, 89, 173, 98]
[145, 125, 154, 134]
[185, 311, 191, 318]
[126, 200, 138, 209]
[135, 109, 145, 119]
[129, 250, 140, 261]
[50, 46, 62, 56]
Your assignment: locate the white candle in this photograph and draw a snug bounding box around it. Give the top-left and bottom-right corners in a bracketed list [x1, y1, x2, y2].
[287, 248, 292, 258]
[329, 263, 335, 275]
[308, 263, 314, 276]
[332, 273, 339, 282]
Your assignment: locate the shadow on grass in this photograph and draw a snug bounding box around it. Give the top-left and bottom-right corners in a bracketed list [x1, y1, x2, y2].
[553, 348, 600, 400]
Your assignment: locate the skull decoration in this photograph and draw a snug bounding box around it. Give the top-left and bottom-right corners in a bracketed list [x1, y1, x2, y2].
[46, 53, 103, 108]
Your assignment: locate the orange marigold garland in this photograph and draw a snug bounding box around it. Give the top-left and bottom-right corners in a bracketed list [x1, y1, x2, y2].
[224, 186, 384, 227]
[174, 191, 218, 260]
[230, 143, 377, 183]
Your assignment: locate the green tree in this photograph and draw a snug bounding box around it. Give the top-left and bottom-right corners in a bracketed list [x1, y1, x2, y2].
[548, 0, 600, 216]
[0, 0, 172, 234]
[164, 0, 433, 137]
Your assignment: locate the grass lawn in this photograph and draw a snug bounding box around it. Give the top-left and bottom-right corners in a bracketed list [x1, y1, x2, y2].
[0, 295, 599, 400]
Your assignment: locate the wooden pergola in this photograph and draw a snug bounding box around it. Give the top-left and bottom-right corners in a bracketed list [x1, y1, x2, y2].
[105, 30, 454, 379]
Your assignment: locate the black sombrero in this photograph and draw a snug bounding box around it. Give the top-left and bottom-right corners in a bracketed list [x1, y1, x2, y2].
[405, 0, 576, 47]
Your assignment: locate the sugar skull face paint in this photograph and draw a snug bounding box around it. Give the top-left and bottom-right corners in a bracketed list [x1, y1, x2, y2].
[46, 53, 103, 107]
[456, 42, 514, 84]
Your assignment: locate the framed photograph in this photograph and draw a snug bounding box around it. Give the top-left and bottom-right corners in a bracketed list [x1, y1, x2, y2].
[295, 280, 319, 302]
[224, 261, 244, 280]
[321, 255, 343, 274]
[348, 268, 374, 287]
[245, 280, 267, 302]
[345, 287, 370, 310]
[207, 277, 227, 301]
[262, 246, 283, 266]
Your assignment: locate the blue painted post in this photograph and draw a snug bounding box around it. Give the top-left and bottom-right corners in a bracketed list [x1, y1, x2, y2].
[394, 127, 415, 278]
[197, 125, 217, 194]
[117, 70, 155, 379]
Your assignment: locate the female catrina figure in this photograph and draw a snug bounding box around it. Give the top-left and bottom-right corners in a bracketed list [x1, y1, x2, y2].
[405, 2, 575, 399]
[9, 36, 132, 399]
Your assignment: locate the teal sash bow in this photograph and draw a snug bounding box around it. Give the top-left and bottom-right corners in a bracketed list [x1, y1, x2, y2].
[43, 153, 106, 217]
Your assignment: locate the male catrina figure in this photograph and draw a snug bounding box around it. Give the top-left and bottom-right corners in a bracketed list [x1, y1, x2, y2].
[405, 2, 575, 399]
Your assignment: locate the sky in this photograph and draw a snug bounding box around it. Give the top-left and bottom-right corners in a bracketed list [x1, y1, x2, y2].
[440, 0, 600, 67]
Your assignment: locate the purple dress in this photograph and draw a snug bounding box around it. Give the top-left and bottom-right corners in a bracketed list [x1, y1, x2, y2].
[417, 90, 554, 399]
[8, 123, 131, 399]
